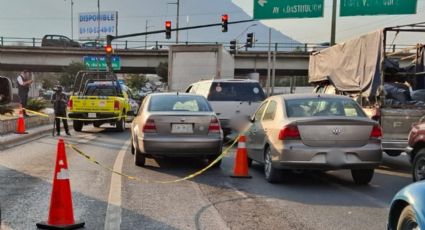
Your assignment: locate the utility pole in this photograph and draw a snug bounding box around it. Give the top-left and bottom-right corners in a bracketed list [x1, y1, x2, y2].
[168, 0, 180, 44]
[71, 0, 74, 39]
[266, 28, 271, 97]
[145, 20, 154, 49]
[330, 0, 337, 45]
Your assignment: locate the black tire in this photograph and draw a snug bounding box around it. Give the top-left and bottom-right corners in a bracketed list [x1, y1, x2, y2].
[93, 122, 102, 128]
[116, 117, 125, 132]
[247, 157, 253, 167]
[73, 120, 83, 132]
[206, 155, 222, 168]
[134, 148, 146, 167]
[131, 138, 136, 155]
[397, 205, 418, 230]
[412, 148, 425, 182]
[264, 147, 282, 183]
[385, 150, 402, 157]
[351, 169, 374, 185]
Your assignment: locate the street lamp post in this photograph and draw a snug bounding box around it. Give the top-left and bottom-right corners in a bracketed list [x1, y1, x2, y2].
[145, 20, 154, 49]
[64, 0, 74, 39]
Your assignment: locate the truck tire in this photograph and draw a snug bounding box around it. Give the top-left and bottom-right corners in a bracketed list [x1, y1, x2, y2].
[73, 120, 83, 132]
[413, 148, 425, 182]
[93, 122, 102, 128]
[385, 150, 402, 157]
[351, 169, 374, 185]
[116, 117, 125, 132]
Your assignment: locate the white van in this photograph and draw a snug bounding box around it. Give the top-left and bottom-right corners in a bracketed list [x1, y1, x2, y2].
[186, 79, 266, 136]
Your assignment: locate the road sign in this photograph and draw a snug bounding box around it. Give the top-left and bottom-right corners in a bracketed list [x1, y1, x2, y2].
[254, 0, 324, 19]
[340, 0, 417, 16]
[83, 56, 121, 71]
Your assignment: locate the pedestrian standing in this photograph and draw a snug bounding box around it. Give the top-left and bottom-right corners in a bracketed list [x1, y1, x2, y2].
[51, 85, 70, 136]
[16, 70, 33, 116]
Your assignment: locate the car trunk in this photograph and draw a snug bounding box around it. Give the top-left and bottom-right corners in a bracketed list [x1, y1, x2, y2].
[295, 118, 376, 147]
[149, 112, 214, 136]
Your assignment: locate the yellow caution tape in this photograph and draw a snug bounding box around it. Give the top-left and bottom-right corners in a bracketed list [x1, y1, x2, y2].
[24, 109, 126, 122]
[67, 135, 240, 184]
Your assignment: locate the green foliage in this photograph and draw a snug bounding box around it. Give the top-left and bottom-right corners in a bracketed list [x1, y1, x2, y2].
[26, 98, 47, 112]
[0, 105, 14, 115]
[126, 74, 148, 91]
[156, 62, 168, 83]
[39, 74, 59, 90]
[59, 62, 86, 91]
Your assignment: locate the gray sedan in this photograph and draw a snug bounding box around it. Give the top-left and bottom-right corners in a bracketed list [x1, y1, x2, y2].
[246, 94, 383, 184]
[130, 93, 223, 167]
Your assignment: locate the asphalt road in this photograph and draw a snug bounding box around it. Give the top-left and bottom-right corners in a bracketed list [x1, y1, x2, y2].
[0, 125, 414, 230]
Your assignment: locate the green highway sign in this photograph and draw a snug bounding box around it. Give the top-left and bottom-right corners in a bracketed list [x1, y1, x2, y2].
[254, 0, 324, 19]
[83, 56, 121, 71]
[340, 0, 417, 16]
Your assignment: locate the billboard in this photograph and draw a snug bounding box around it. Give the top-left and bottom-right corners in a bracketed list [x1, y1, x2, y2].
[79, 11, 118, 40]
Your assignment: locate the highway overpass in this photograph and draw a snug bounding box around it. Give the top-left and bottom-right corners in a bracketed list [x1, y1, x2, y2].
[0, 46, 310, 76]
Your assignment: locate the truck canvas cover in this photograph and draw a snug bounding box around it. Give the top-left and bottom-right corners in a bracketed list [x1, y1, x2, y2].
[309, 30, 384, 97]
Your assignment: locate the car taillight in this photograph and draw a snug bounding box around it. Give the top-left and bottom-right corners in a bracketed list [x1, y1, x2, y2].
[142, 119, 156, 133]
[68, 99, 73, 110]
[208, 117, 221, 134]
[114, 100, 120, 110]
[278, 125, 300, 140]
[370, 125, 382, 139]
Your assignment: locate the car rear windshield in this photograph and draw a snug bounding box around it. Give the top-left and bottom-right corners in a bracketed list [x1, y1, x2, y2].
[285, 98, 366, 118]
[84, 83, 121, 96]
[207, 82, 265, 102]
[149, 95, 212, 112]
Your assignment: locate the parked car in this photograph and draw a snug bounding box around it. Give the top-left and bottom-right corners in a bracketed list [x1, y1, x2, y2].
[130, 93, 223, 167]
[388, 181, 425, 230]
[186, 79, 266, 137]
[41, 35, 80, 48]
[245, 94, 383, 184]
[405, 121, 425, 181]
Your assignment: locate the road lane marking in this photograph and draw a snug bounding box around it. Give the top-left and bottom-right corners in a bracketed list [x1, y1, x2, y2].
[375, 169, 411, 178]
[104, 140, 130, 230]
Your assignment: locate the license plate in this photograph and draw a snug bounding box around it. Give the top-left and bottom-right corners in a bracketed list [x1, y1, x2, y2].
[88, 113, 96, 118]
[98, 101, 106, 107]
[171, 124, 193, 134]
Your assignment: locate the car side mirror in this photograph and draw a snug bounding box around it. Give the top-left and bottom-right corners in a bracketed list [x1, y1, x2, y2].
[0, 77, 12, 105]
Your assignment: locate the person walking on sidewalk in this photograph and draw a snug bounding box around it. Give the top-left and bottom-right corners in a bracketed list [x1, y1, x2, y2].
[51, 85, 70, 136]
[16, 70, 33, 116]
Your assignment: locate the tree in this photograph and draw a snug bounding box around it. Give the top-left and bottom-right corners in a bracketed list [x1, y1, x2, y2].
[156, 62, 168, 83]
[126, 74, 148, 90]
[58, 62, 86, 91]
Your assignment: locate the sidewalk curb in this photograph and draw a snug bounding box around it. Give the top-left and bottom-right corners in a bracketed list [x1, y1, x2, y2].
[0, 124, 54, 150]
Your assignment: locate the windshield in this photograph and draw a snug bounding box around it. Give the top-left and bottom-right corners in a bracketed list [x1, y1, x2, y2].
[207, 82, 265, 102]
[149, 95, 212, 112]
[285, 97, 366, 118]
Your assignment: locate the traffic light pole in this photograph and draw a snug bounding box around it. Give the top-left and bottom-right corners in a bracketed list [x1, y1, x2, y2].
[105, 19, 254, 70]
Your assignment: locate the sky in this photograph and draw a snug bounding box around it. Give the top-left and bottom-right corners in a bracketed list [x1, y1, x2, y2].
[0, 0, 424, 45]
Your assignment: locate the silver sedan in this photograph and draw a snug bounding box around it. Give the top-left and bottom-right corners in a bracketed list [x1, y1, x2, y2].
[130, 93, 223, 167]
[246, 94, 383, 184]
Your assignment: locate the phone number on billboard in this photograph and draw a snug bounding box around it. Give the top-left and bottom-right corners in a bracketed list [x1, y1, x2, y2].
[80, 26, 116, 34]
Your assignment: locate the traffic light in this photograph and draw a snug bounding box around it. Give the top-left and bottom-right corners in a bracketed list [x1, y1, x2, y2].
[165, 20, 172, 39]
[230, 40, 237, 54]
[221, 14, 228, 32]
[105, 44, 113, 54]
[246, 33, 254, 48]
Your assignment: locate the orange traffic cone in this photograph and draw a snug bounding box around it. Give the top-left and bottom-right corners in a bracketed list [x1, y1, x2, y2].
[36, 139, 85, 230]
[231, 135, 252, 178]
[15, 107, 28, 134]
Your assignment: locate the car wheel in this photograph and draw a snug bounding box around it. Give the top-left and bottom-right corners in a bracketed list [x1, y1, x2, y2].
[351, 169, 374, 185]
[73, 120, 83, 132]
[247, 157, 253, 167]
[385, 150, 402, 157]
[116, 117, 125, 132]
[93, 122, 102, 128]
[207, 155, 222, 168]
[413, 148, 425, 182]
[397, 205, 419, 230]
[134, 148, 146, 167]
[264, 147, 282, 183]
[131, 138, 136, 155]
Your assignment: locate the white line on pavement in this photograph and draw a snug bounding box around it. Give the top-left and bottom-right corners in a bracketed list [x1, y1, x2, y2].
[104, 140, 130, 230]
